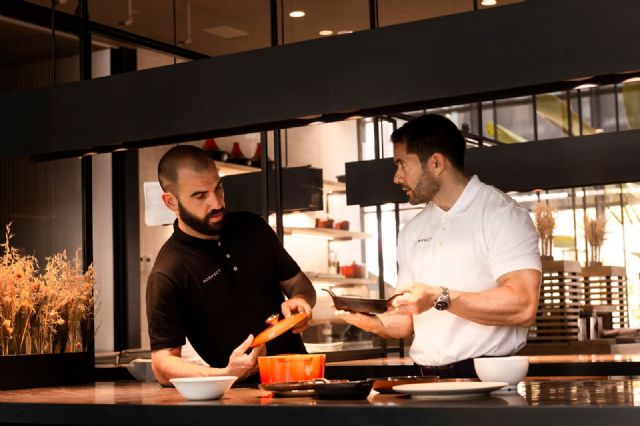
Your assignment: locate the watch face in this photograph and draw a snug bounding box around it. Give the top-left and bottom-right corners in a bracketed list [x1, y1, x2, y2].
[434, 300, 449, 311]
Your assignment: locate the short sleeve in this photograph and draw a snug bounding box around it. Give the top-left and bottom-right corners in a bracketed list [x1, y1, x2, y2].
[146, 271, 187, 351]
[255, 215, 301, 282]
[485, 202, 542, 280]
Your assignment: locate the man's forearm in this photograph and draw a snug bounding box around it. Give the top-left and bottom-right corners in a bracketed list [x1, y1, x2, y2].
[337, 311, 413, 339]
[449, 286, 535, 327]
[154, 355, 227, 386]
[280, 271, 316, 307]
[448, 270, 541, 327]
[378, 312, 414, 338]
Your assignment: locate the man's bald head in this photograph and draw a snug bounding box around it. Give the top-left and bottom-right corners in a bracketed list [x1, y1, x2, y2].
[158, 145, 215, 194]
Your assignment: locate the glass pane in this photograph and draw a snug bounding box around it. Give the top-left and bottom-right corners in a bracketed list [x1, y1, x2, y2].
[378, 0, 472, 26]
[535, 91, 570, 140]
[428, 104, 478, 142]
[620, 80, 640, 131]
[0, 157, 82, 264]
[281, 0, 369, 44]
[0, 19, 82, 94]
[176, 0, 270, 56]
[378, 0, 525, 27]
[622, 182, 640, 327]
[495, 96, 534, 142]
[578, 84, 617, 134]
[25, 0, 78, 14]
[91, 0, 175, 45]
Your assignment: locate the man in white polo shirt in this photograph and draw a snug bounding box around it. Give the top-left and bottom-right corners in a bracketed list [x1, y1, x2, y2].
[337, 114, 541, 377]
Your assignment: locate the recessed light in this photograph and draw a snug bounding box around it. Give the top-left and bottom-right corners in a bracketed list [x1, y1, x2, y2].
[481, 0, 497, 5]
[289, 10, 305, 18]
[337, 30, 353, 35]
[319, 30, 333, 36]
[204, 25, 250, 39]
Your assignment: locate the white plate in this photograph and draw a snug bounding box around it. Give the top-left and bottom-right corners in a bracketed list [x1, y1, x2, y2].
[392, 381, 508, 400]
[304, 342, 344, 353]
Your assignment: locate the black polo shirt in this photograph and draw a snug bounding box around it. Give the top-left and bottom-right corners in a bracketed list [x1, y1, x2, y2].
[146, 211, 306, 368]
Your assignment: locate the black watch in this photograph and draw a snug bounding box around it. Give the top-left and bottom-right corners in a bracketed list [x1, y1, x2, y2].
[433, 286, 450, 311]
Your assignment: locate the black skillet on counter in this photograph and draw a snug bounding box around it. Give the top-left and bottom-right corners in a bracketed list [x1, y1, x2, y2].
[312, 379, 375, 400]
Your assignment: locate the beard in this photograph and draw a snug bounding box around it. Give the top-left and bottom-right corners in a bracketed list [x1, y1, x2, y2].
[407, 167, 440, 205]
[178, 202, 226, 237]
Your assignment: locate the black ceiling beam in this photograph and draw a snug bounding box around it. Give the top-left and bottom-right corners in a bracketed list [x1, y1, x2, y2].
[465, 129, 640, 193]
[345, 129, 640, 202]
[1, 0, 640, 158]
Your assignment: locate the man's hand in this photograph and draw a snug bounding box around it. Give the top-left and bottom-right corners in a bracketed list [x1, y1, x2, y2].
[390, 284, 441, 315]
[334, 310, 385, 334]
[281, 297, 312, 333]
[225, 335, 265, 380]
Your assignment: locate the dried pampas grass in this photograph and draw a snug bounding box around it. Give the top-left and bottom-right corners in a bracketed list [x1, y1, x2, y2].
[0, 223, 95, 355]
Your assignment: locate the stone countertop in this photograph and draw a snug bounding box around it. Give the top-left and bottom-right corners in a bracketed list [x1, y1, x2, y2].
[1, 380, 640, 426]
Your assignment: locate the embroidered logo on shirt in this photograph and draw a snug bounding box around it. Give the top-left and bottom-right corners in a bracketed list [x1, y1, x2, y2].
[416, 237, 432, 244]
[202, 268, 222, 284]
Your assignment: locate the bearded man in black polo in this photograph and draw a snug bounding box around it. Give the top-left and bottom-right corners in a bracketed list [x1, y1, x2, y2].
[147, 145, 315, 385]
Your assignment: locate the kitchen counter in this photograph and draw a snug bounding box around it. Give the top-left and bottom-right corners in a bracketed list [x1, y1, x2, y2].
[0, 380, 639, 426]
[324, 354, 640, 379]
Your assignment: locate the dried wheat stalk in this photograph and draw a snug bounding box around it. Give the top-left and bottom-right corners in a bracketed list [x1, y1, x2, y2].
[535, 202, 556, 240]
[0, 223, 95, 356]
[585, 216, 606, 247]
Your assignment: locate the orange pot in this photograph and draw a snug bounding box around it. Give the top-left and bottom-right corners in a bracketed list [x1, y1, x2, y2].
[258, 354, 326, 384]
[340, 262, 366, 278]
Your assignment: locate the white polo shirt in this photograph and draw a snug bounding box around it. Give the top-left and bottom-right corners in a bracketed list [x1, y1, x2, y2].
[396, 175, 541, 366]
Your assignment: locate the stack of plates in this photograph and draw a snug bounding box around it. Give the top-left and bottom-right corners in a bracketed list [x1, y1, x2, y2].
[304, 342, 344, 353]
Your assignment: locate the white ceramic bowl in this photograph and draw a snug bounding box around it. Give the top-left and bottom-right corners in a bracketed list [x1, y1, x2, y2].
[473, 356, 529, 386]
[169, 376, 238, 401]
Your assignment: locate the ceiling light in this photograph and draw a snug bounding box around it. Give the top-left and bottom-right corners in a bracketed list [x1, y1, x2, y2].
[319, 30, 333, 36]
[623, 77, 640, 83]
[289, 10, 305, 18]
[574, 83, 597, 90]
[297, 114, 322, 120]
[481, 0, 497, 5]
[337, 30, 353, 35]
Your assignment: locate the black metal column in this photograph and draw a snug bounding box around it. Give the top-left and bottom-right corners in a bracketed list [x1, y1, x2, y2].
[111, 48, 140, 350]
[260, 131, 269, 220]
[270, 0, 284, 240]
[78, 0, 93, 272]
[76, 0, 95, 371]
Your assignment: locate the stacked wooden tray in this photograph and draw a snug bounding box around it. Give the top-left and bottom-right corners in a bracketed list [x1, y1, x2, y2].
[580, 265, 629, 329]
[528, 260, 584, 343]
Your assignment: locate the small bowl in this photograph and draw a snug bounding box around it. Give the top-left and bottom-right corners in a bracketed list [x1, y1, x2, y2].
[169, 376, 238, 401]
[126, 359, 156, 383]
[473, 356, 529, 386]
